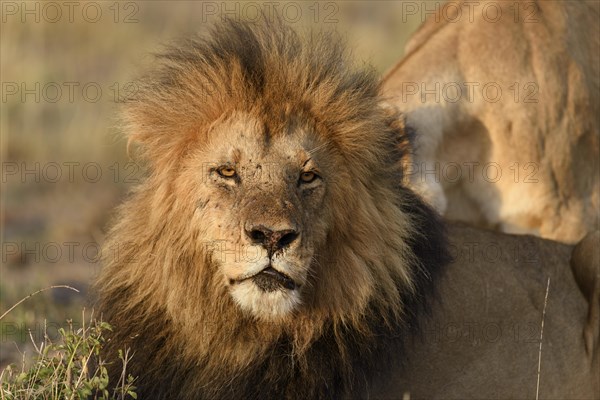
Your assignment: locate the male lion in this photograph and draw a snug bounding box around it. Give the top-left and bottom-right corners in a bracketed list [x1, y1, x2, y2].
[95, 19, 598, 399]
[383, 0, 600, 243]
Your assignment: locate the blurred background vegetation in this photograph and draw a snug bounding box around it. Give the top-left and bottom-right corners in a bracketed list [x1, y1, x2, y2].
[0, 1, 422, 367]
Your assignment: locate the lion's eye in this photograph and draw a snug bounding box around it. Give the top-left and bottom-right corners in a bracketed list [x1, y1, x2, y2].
[299, 171, 318, 184]
[218, 166, 237, 178]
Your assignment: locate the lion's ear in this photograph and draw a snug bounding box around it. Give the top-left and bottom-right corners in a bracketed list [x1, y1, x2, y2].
[380, 102, 415, 186]
[125, 134, 148, 167]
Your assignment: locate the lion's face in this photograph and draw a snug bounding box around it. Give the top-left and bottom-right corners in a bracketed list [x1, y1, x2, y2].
[182, 111, 333, 320]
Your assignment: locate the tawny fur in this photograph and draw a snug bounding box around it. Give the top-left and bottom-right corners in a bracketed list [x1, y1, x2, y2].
[95, 19, 448, 399]
[383, 0, 600, 243]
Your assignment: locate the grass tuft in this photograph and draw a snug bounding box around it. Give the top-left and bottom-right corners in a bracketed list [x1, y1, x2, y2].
[1, 294, 136, 399]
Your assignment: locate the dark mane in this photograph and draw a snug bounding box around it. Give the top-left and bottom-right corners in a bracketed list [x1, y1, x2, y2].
[94, 18, 450, 399]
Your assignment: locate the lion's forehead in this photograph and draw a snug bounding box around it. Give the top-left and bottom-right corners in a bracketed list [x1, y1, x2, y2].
[204, 112, 321, 169]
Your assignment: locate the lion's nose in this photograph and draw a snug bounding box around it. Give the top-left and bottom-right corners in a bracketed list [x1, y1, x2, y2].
[245, 224, 299, 252]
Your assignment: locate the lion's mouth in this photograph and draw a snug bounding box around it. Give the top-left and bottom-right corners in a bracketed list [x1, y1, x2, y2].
[232, 266, 298, 292]
[251, 267, 297, 292]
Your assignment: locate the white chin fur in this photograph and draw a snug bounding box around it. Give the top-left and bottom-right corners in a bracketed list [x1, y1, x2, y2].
[230, 281, 301, 320]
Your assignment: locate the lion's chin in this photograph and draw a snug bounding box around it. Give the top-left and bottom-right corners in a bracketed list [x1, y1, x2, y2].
[230, 281, 301, 320]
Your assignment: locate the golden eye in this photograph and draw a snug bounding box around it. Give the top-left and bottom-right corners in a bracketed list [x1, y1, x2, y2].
[299, 171, 317, 183]
[218, 166, 236, 178]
